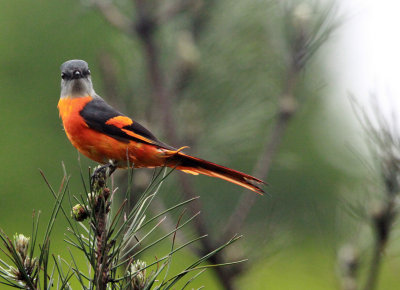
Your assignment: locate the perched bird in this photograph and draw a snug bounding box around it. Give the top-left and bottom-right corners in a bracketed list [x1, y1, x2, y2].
[58, 60, 265, 194]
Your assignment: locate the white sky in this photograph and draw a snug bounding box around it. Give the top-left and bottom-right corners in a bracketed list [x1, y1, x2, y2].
[314, 0, 400, 174]
[333, 0, 400, 112]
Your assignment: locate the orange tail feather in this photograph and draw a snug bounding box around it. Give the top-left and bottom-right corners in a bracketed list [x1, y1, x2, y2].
[168, 152, 266, 195]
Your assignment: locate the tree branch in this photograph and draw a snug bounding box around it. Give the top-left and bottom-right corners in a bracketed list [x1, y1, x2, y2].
[223, 69, 298, 239]
[90, 0, 133, 34]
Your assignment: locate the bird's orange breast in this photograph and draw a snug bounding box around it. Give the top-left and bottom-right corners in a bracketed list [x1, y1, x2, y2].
[58, 96, 107, 162]
[58, 96, 166, 166]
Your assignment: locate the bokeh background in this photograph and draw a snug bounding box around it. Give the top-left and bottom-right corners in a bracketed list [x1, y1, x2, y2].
[1, 0, 399, 289]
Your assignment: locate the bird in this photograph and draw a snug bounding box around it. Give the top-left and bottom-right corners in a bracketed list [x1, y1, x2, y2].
[58, 59, 265, 194]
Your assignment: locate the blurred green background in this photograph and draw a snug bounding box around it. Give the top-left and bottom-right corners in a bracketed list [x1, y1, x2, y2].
[0, 0, 399, 289]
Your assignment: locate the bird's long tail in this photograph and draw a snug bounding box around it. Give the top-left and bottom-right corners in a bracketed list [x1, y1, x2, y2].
[168, 152, 265, 195]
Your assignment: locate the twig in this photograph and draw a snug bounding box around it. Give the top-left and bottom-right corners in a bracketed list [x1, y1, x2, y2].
[362, 163, 397, 290]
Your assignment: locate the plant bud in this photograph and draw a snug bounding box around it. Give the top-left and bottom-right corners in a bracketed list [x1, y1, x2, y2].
[14, 234, 29, 260]
[129, 259, 147, 288]
[71, 204, 89, 221]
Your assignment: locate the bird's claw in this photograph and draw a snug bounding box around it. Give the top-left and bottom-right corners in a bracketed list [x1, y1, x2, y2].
[91, 163, 117, 190]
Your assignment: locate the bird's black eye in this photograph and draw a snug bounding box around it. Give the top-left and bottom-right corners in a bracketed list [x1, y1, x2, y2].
[81, 69, 90, 77]
[61, 72, 68, 80]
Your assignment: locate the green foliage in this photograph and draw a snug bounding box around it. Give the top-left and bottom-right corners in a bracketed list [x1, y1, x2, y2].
[0, 166, 243, 289]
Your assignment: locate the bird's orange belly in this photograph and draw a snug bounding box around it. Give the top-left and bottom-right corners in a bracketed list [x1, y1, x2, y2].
[63, 120, 165, 168]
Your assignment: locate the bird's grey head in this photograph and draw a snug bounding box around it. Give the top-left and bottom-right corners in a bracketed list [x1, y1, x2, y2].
[60, 59, 95, 98]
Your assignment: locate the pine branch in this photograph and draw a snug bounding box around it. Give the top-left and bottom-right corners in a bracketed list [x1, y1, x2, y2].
[223, 1, 339, 242]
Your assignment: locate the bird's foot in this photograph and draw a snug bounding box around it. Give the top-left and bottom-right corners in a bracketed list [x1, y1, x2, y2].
[91, 162, 117, 190]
